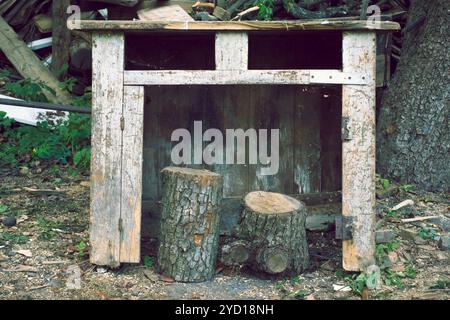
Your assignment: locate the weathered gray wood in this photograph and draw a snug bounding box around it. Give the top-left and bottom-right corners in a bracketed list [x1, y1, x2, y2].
[124, 70, 368, 86]
[294, 87, 322, 194]
[158, 167, 223, 282]
[235, 191, 309, 275]
[120, 86, 144, 263]
[90, 32, 124, 267]
[68, 19, 401, 31]
[215, 32, 248, 70]
[342, 32, 377, 271]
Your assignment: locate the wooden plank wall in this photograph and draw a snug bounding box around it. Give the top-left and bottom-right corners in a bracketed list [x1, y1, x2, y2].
[142, 84, 341, 204]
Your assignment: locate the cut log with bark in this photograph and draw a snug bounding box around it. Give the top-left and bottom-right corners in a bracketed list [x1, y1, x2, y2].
[157, 167, 223, 282]
[0, 16, 72, 104]
[220, 239, 251, 266]
[233, 191, 309, 275]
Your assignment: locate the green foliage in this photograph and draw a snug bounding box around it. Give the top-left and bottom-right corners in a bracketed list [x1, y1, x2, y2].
[255, 0, 274, 20]
[143, 256, 153, 269]
[76, 241, 87, 257]
[36, 216, 60, 240]
[383, 270, 404, 288]
[399, 184, 414, 192]
[0, 204, 8, 214]
[345, 272, 367, 295]
[0, 76, 92, 170]
[0, 232, 28, 244]
[430, 279, 450, 289]
[376, 174, 391, 189]
[417, 228, 437, 239]
[375, 241, 400, 261]
[3, 77, 54, 102]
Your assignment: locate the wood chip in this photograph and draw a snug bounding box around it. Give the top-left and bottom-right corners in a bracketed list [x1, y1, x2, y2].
[16, 249, 32, 257]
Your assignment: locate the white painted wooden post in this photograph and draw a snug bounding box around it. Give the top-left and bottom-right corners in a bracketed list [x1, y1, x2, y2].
[342, 32, 377, 271]
[120, 86, 144, 263]
[90, 32, 125, 267]
[215, 32, 248, 70]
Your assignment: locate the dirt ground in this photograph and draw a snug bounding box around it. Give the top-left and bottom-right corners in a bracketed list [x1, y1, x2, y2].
[0, 166, 449, 300]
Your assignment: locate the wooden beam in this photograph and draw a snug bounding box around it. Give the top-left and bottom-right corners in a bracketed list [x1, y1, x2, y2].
[51, 0, 71, 79]
[90, 31, 125, 267]
[120, 86, 144, 263]
[0, 16, 72, 104]
[215, 32, 248, 70]
[341, 32, 377, 271]
[67, 19, 401, 32]
[124, 70, 368, 86]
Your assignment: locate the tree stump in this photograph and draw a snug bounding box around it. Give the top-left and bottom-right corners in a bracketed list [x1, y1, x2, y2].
[157, 167, 223, 282]
[235, 191, 309, 275]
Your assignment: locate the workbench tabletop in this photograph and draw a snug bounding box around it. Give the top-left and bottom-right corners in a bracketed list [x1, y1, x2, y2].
[67, 19, 400, 32]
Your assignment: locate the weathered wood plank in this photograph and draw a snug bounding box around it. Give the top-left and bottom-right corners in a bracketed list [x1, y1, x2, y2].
[90, 32, 124, 267]
[215, 32, 248, 70]
[124, 70, 368, 86]
[342, 32, 377, 271]
[294, 87, 322, 194]
[249, 85, 294, 193]
[68, 19, 401, 32]
[120, 86, 144, 263]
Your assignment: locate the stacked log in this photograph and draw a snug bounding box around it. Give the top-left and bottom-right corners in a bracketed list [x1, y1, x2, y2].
[221, 191, 310, 276]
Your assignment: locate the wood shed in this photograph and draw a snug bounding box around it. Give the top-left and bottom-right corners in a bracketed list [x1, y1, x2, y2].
[68, 19, 400, 271]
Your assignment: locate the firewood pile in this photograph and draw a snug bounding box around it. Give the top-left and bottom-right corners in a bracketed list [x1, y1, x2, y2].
[0, 0, 410, 101]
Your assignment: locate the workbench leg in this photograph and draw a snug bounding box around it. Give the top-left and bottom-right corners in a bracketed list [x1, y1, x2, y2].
[342, 32, 377, 271]
[120, 86, 144, 263]
[90, 32, 124, 267]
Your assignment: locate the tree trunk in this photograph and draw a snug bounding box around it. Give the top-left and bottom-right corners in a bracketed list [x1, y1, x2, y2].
[234, 191, 309, 275]
[377, 0, 449, 192]
[157, 167, 223, 282]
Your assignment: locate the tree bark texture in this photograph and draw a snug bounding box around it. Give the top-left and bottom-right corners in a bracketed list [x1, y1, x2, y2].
[377, 0, 449, 192]
[157, 167, 223, 282]
[232, 191, 309, 275]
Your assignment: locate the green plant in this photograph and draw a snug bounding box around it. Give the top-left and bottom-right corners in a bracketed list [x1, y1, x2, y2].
[143, 255, 153, 268]
[345, 272, 367, 295]
[289, 276, 301, 286]
[3, 77, 54, 102]
[0, 76, 92, 170]
[0, 232, 28, 244]
[376, 174, 391, 189]
[404, 264, 417, 278]
[383, 270, 403, 288]
[417, 228, 437, 240]
[255, 0, 274, 20]
[399, 184, 414, 192]
[375, 241, 400, 261]
[430, 279, 450, 289]
[0, 204, 8, 214]
[76, 241, 87, 257]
